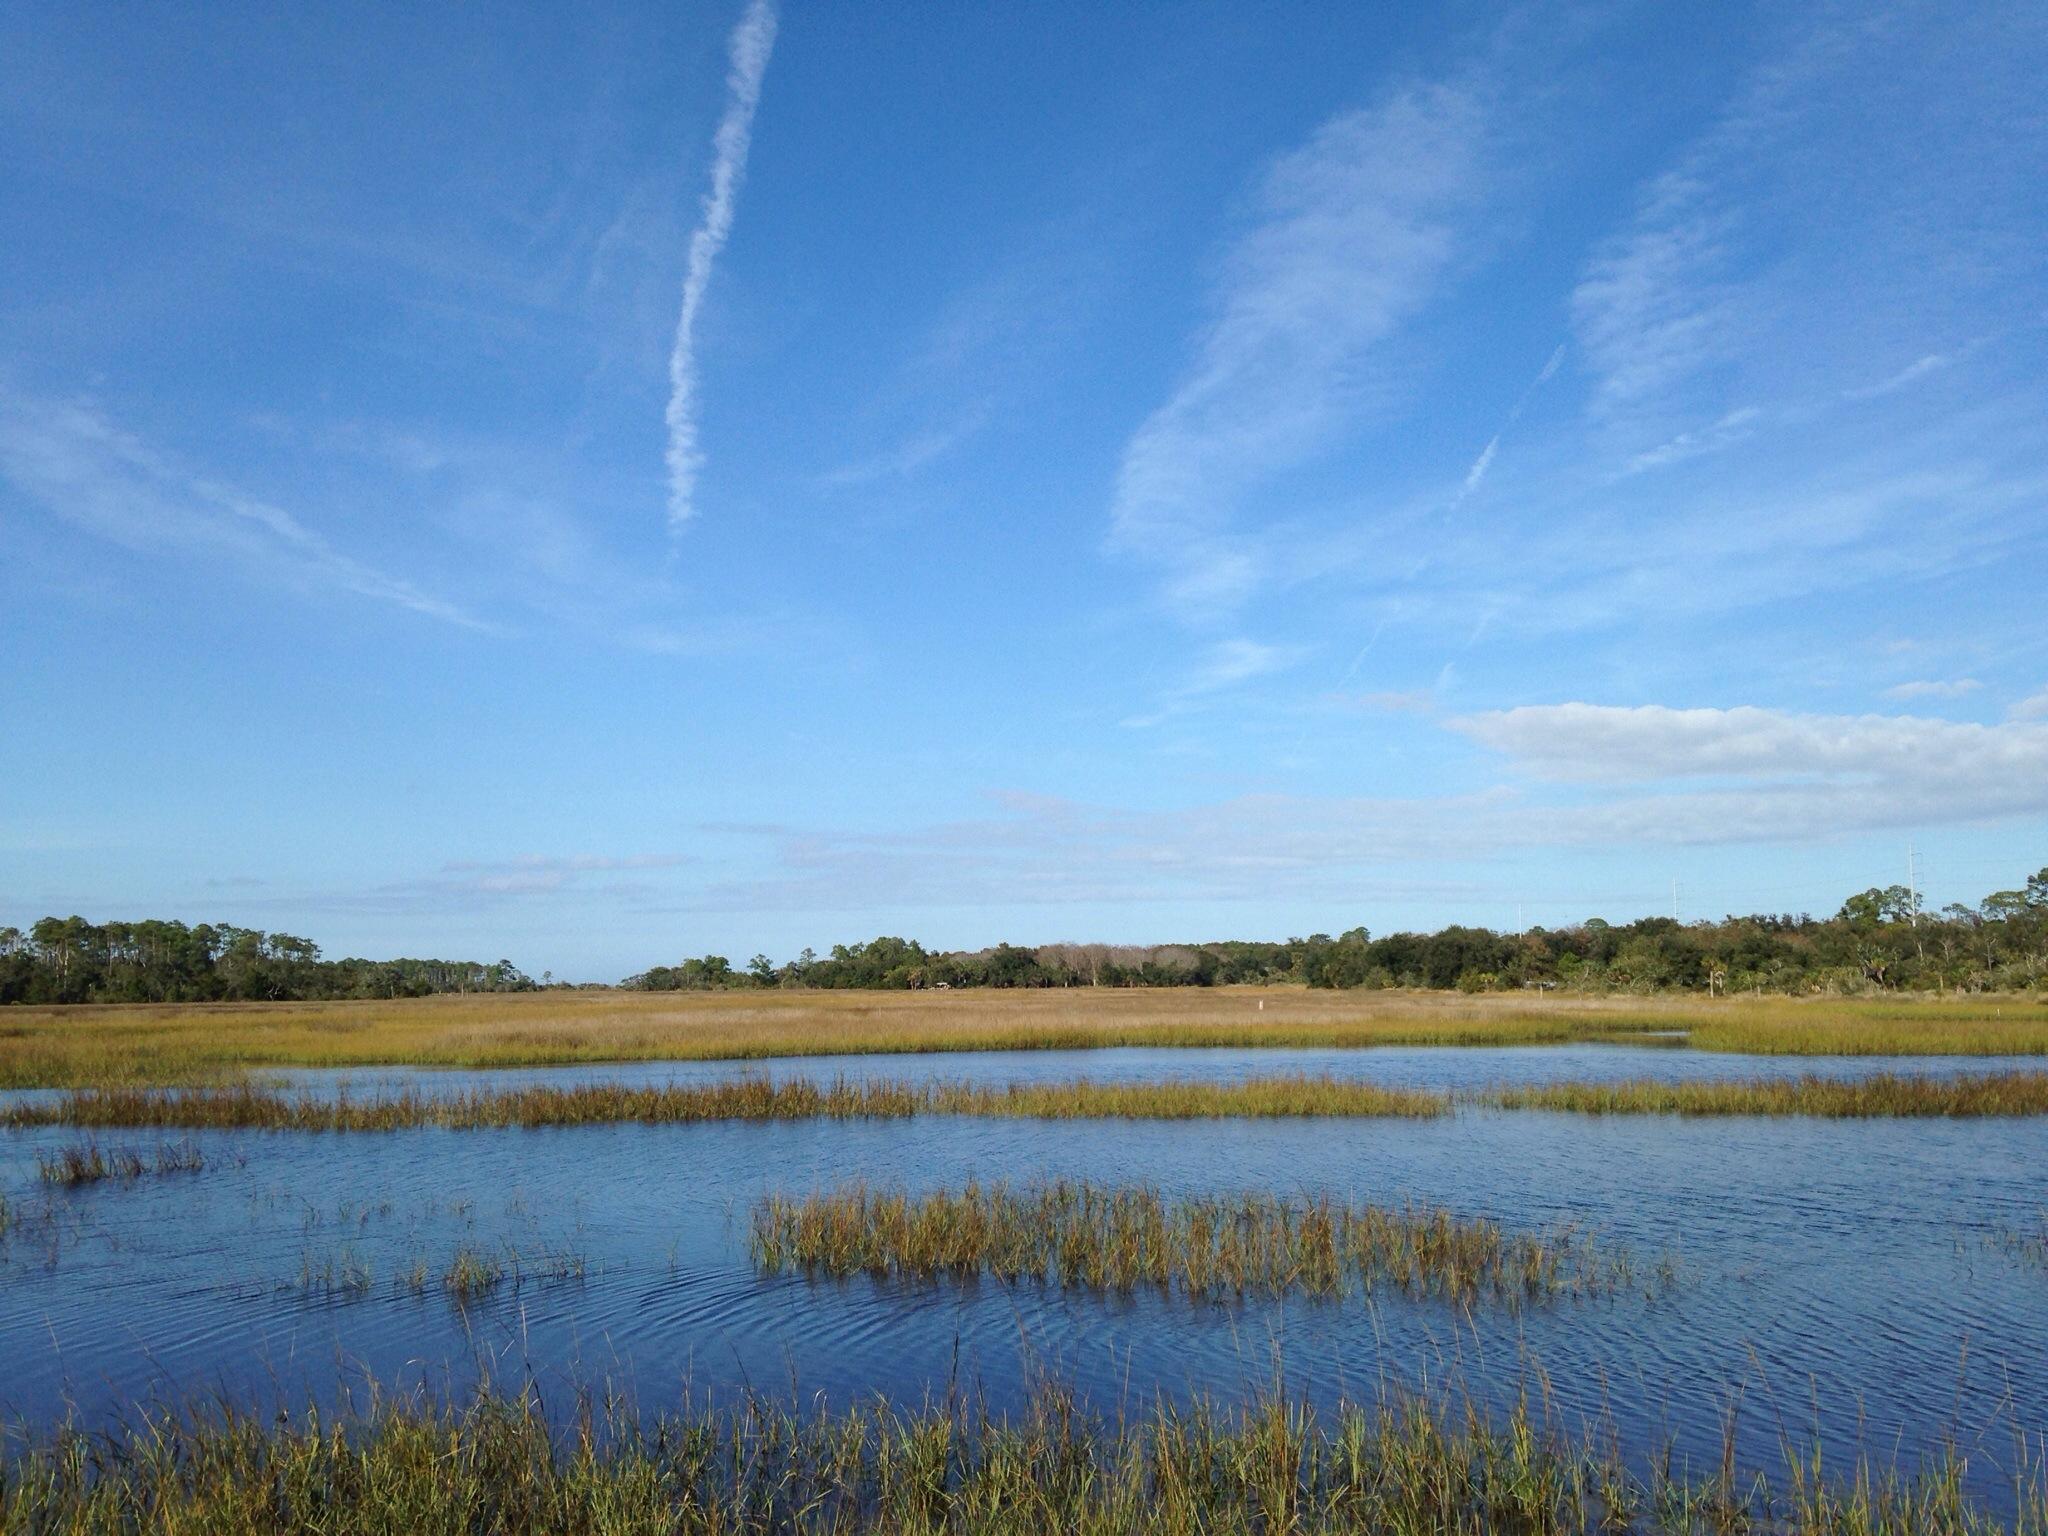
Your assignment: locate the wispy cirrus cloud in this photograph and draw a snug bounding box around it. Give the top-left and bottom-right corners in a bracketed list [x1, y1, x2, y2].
[277, 854, 698, 914]
[0, 388, 490, 630]
[1450, 702, 2048, 797]
[665, 0, 778, 533]
[1883, 678, 1981, 701]
[436, 853, 693, 896]
[692, 702, 2048, 913]
[1120, 637, 1307, 728]
[1109, 78, 1490, 616]
[1845, 353, 1952, 400]
[1618, 405, 1761, 477]
[1570, 5, 2047, 462]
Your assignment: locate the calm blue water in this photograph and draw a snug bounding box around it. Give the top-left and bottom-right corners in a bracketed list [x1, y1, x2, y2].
[1, 1044, 2044, 1505]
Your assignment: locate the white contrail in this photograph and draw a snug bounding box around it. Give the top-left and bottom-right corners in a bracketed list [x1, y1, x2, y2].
[1452, 343, 1564, 506]
[1460, 435, 1498, 493]
[666, 0, 778, 532]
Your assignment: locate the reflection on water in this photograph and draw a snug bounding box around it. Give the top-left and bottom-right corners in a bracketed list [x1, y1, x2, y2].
[1, 1044, 2043, 1507]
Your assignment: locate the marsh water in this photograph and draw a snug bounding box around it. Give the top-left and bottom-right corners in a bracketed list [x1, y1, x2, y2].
[2, 1043, 2045, 1503]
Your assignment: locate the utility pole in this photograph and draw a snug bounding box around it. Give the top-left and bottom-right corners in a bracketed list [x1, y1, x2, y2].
[1907, 842, 1920, 924]
[1672, 878, 1681, 924]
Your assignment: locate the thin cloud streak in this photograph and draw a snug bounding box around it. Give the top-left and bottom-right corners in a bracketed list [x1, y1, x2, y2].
[1884, 679, 1981, 701]
[665, 0, 779, 533]
[1454, 341, 1562, 502]
[1451, 702, 2048, 790]
[0, 389, 492, 631]
[1460, 436, 1498, 494]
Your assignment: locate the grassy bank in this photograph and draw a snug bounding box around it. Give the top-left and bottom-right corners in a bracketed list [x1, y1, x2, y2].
[1485, 1071, 2048, 1117]
[6, 987, 2044, 1089]
[1, 1382, 2036, 1534]
[750, 1181, 1631, 1304]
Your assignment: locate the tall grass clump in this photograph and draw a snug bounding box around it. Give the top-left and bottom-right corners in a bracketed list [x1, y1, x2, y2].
[751, 1181, 1629, 1306]
[442, 1245, 506, 1299]
[1486, 1071, 2048, 1117]
[0, 1381, 2039, 1534]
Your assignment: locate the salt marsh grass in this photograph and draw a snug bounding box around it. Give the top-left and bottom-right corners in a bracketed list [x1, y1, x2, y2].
[1487, 1071, 2048, 1117]
[751, 1181, 1630, 1305]
[9, 987, 2042, 1088]
[28, 1069, 2048, 1133]
[7, 1074, 1449, 1132]
[0, 1380, 2035, 1534]
[944, 1076, 1446, 1119]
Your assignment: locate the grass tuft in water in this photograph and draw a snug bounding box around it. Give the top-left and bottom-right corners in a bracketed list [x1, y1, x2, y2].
[292, 1246, 374, 1297]
[751, 1180, 1630, 1306]
[1991, 1213, 2048, 1273]
[35, 1140, 205, 1185]
[441, 1245, 506, 1299]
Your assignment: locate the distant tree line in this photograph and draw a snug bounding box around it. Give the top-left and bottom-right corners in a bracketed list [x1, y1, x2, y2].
[0, 918, 533, 1004]
[9, 868, 2043, 1005]
[626, 868, 2048, 997]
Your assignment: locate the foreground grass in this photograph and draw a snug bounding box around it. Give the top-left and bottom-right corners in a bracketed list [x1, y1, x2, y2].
[0, 1383, 2037, 1534]
[1486, 1071, 2048, 1117]
[750, 1181, 1631, 1305]
[8, 987, 2045, 1089]
[2, 1076, 1449, 1132]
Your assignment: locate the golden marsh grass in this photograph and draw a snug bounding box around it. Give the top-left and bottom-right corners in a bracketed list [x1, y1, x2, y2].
[750, 1181, 1631, 1304]
[3, 1074, 1448, 1131]
[22, 1068, 2048, 1131]
[5, 987, 2045, 1088]
[1485, 1071, 2048, 1117]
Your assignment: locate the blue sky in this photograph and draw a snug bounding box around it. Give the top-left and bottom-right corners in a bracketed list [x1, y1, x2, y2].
[4, 1, 2045, 978]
